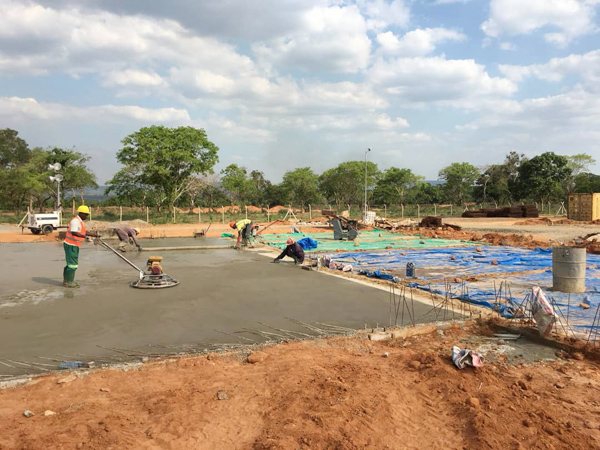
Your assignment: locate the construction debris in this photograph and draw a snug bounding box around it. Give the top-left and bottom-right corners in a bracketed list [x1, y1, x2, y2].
[462, 205, 539, 218]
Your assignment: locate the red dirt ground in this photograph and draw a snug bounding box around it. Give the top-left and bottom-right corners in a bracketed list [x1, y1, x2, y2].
[1, 324, 600, 450]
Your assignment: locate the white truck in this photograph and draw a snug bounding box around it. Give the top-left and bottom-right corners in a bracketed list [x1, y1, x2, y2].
[22, 210, 65, 235]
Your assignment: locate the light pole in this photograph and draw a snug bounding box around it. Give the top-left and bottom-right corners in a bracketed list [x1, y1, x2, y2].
[364, 147, 371, 218]
[48, 162, 63, 224]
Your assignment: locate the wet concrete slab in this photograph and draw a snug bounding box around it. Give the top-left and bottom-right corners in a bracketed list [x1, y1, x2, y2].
[0, 240, 442, 376]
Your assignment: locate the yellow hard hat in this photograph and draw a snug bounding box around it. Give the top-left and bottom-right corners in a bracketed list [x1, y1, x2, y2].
[133, 227, 141, 234]
[77, 205, 91, 214]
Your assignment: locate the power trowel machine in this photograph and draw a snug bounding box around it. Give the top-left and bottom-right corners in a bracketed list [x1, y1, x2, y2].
[96, 239, 179, 289]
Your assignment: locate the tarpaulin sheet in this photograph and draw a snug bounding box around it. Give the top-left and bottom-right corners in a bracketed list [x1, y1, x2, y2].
[259, 230, 477, 253]
[409, 268, 600, 331]
[326, 246, 573, 279]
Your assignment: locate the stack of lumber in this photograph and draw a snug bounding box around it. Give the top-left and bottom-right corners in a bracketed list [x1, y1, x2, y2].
[462, 205, 539, 218]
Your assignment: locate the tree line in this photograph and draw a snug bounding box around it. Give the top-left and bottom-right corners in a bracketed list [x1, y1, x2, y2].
[1, 126, 598, 213]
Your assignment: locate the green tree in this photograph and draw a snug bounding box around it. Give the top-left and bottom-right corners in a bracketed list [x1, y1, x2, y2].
[319, 161, 380, 208]
[438, 162, 479, 205]
[220, 164, 253, 205]
[565, 153, 596, 193]
[262, 182, 289, 207]
[248, 170, 272, 205]
[0, 145, 97, 211]
[0, 128, 31, 169]
[281, 167, 320, 211]
[116, 126, 219, 212]
[373, 167, 423, 205]
[196, 174, 228, 208]
[45, 147, 98, 205]
[574, 173, 600, 193]
[409, 182, 443, 204]
[516, 152, 571, 204]
[106, 166, 161, 207]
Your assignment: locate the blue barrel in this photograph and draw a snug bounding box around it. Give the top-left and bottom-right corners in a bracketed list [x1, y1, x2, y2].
[406, 262, 416, 278]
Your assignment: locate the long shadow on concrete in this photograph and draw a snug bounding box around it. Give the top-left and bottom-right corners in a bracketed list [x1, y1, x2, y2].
[0, 241, 442, 376]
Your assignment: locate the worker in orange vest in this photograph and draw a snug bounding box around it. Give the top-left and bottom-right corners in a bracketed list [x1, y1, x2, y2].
[63, 205, 99, 288]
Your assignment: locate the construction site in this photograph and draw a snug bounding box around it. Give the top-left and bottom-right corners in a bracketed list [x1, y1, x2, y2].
[1, 207, 600, 450]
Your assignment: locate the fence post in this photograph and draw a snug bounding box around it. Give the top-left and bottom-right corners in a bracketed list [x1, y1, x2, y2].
[450, 204, 453, 216]
[146, 206, 149, 223]
[173, 208, 176, 223]
[267, 206, 270, 223]
[417, 204, 420, 218]
[222, 206, 225, 224]
[347, 204, 350, 216]
[434, 204, 437, 216]
[309, 204, 312, 221]
[119, 206, 122, 222]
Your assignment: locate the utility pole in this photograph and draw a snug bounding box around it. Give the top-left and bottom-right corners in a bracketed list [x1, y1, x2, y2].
[364, 148, 371, 218]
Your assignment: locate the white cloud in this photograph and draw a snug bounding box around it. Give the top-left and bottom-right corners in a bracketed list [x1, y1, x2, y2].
[499, 50, 600, 89]
[434, 0, 472, 4]
[481, 0, 599, 46]
[368, 56, 517, 105]
[499, 42, 516, 51]
[376, 28, 466, 56]
[34, 0, 328, 41]
[103, 70, 166, 88]
[454, 87, 600, 156]
[252, 5, 371, 73]
[0, 97, 191, 123]
[0, 1, 256, 77]
[358, 0, 410, 31]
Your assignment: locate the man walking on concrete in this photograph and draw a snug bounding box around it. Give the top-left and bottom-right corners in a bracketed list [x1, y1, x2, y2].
[63, 205, 98, 288]
[114, 226, 142, 252]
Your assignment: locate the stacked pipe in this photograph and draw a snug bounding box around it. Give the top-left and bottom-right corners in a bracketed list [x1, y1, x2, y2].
[462, 205, 539, 218]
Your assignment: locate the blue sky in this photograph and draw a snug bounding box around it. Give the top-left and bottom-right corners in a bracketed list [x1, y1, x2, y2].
[0, 0, 599, 183]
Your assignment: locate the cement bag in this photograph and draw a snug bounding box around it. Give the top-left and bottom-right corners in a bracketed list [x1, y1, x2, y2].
[531, 286, 557, 337]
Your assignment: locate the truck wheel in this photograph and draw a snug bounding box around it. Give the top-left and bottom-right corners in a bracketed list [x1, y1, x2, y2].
[42, 225, 53, 235]
[31, 229, 41, 235]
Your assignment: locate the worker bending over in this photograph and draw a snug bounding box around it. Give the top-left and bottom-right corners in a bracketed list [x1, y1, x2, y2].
[63, 205, 99, 288]
[230, 219, 254, 248]
[273, 238, 305, 265]
[114, 226, 142, 252]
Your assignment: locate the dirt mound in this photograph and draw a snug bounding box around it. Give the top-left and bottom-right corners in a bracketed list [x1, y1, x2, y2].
[2, 326, 599, 450]
[552, 218, 580, 225]
[308, 216, 329, 223]
[515, 217, 553, 225]
[86, 219, 151, 230]
[478, 232, 550, 248]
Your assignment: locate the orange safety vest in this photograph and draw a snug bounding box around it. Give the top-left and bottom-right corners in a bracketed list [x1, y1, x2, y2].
[64, 216, 86, 247]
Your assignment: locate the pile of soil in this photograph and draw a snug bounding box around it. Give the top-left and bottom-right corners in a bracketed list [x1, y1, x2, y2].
[307, 216, 330, 223]
[2, 325, 599, 449]
[477, 232, 551, 249]
[86, 219, 150, 230]
[515, 218, 553, 226]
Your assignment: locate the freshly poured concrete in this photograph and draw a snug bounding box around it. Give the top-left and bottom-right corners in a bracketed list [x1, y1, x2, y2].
[0, 240, 440, 376]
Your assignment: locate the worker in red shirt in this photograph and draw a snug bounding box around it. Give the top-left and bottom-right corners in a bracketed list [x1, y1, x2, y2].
[63, 205, 99, 288]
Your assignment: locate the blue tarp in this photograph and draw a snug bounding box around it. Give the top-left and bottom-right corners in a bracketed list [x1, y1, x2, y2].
[323, 246, 600, 331]
[326, 246, 600, 280]
[296, 237, 318, 250]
